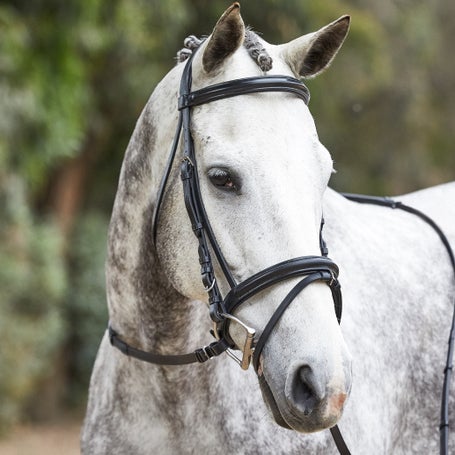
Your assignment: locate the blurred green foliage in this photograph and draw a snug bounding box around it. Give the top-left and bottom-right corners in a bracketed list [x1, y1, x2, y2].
[0, 0, 454, 431]
[0, 175, 65, 429]
[64, 213, 108, 406]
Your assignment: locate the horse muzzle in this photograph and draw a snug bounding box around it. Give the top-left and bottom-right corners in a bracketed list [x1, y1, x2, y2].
[259, 356, 352, 433]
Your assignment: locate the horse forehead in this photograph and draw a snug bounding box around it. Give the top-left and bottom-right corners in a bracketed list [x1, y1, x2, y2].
[188, 43, 318, 152]
[192, 96, 318, 159]
[188, 47, 325, 179]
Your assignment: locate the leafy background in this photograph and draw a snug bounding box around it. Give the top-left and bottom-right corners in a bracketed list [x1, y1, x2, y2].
[0, 0, 454, 432]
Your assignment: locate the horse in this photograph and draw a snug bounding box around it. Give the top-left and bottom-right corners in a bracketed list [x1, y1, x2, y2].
[81, 3, 455, 453]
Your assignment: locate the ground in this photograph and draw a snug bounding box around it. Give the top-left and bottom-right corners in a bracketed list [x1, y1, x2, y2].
[0, 418, 81, 455]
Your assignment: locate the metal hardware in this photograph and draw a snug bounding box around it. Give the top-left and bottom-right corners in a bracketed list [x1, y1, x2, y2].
[220, 313, 256, 370]
[329, 269, 336, 287]
[182, 156, 194, 167]
[204, 278, 216, 292]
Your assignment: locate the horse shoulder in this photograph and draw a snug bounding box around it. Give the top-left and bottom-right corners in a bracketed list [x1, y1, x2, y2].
[323, 187, 454, 452]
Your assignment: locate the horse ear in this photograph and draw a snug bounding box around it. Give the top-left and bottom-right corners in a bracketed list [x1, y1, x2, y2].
[280, 15, 350, 79]
[202, 2, 245, 73]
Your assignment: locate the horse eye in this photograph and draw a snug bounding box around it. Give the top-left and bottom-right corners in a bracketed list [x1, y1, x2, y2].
[208, 168, 238, 192]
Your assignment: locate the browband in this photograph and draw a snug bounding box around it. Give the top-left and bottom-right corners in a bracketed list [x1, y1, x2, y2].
[178, 75, 310, 109]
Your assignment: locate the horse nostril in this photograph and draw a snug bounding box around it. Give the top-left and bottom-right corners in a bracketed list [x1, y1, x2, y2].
[289, 365, 324, 416]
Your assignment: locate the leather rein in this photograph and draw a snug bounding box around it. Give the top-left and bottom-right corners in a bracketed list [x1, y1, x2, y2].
[108, 49, 455, 454]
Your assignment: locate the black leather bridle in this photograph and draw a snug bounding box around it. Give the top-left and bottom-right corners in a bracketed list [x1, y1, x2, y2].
[108, 47, 455, 455]
[116, 48, 343, 372]
[109, 48, 348, 452]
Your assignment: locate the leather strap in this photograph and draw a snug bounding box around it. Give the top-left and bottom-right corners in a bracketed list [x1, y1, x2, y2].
[108, 324, 230, 365]
[330, 425, 352, 455]
[252, 272, 333, 372]
[152, 112, 183, 245]
[178, 75, 310, 109]
[219, 257, 342, 351]
[343, 192, 455, 455]
[223, 257, 339, 314]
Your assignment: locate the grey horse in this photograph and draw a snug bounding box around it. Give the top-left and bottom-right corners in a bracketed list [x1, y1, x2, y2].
[82, 3, 455, 453]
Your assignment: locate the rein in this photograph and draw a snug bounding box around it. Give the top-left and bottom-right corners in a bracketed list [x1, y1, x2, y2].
[342, 193, 455, 455]
[107, 49, 455, 454]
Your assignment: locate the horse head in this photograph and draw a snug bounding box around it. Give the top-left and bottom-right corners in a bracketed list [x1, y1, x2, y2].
[114, 2, 352, 435]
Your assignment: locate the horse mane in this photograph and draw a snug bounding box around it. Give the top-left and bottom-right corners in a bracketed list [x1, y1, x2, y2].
[176, 29, 273, 73]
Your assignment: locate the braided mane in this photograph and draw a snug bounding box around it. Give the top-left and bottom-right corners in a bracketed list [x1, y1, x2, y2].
[176, 29, 273, 73]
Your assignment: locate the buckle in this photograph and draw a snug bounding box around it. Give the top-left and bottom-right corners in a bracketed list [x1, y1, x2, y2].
[194, 339, 230, 363]
[194, 347, 211, 363]
[204, 278, 216, 292]
[220, 314, 256, 370]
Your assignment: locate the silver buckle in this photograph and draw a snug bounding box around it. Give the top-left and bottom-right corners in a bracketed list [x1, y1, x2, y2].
[204, 278, 216, 292]
[182, 155, 194, 167]
[219, 314, 256, 370]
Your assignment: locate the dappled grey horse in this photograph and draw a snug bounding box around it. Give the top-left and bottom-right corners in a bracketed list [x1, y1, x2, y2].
[82, 3, 455, 454]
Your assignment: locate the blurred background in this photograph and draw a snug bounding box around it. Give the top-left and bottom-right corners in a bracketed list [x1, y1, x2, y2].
[0, 0, 454, 448]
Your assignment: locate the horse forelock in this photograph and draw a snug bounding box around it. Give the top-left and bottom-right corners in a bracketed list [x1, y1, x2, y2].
[177, 28, 273, 73]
